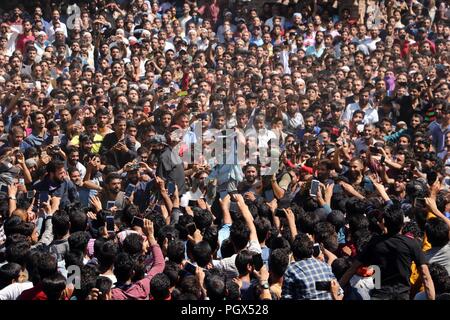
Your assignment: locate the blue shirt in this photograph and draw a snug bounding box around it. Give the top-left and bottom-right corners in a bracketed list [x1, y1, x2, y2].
[25, 131, 49, 148]
[282, 257, 336, 300]
[33, 176, 80, 209]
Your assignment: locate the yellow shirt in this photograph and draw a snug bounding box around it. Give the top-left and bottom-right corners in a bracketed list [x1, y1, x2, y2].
[70, 133, 103, 154]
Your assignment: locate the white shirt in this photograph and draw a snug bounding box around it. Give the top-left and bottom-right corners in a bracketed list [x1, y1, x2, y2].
[342, 102, 379, 124]
[0, 282, 33, 300]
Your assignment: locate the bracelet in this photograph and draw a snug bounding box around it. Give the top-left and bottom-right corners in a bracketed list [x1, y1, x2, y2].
[8, 196, 16, 200]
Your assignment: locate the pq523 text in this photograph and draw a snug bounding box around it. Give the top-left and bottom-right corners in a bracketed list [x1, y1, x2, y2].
[225, 305, 269, 315]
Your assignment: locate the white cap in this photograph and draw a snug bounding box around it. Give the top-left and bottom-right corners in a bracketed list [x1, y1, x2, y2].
[341, 66, 350, 73]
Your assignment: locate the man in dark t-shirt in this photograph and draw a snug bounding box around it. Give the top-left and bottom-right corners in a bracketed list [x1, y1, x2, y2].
[339, 206, 435, 300]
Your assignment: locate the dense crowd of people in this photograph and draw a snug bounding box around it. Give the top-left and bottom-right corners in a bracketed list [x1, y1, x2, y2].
[0, 0, 449, 300]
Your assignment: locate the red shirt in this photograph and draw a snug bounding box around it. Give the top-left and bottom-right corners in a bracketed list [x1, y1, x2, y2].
[15, 33, 35, 53]
[17, 283, 47, 300]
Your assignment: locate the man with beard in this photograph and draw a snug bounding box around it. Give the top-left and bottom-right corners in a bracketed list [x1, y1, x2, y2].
[33, 160, 79, 209]
[354, 123, 380, 154]
[338, 157, 374, 197]
[65, 146, 86, 180]
[100, 116, 137, 170]
[97, 172, 126, 210]
[238, 164, 260, 195]
[297, 113, 321, 140]
[342, 89, 378, 126]
[155, 110, 172, 135]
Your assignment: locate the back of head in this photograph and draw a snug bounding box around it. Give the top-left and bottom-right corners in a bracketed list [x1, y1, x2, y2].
[205, 275, 226, 301]
[0, 262, 21, 289]
[122, 233, 143, 256]
[114, 252, 135, 283]
[52, 213, 70, 239]
[68, 231, 90, 254]
[383, 205, 405, 236]
[230, 219, 251, 251]
[96, 240, 118, 270]
[291, 233, 313, 261]
[425, 218, 450, 248]
[192, 241, 212, 268]
[235, 250, 254, 277]
[268, 249, 289, 278]
[68, 209, 88, 233]
[42, 273, 67, 300]
[167, 240, 185, 264]
[150, 273, 171, 300]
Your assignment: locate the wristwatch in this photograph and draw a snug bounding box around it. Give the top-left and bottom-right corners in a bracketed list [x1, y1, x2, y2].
[8, 196, 16, 200]
[260, 281, 270, 290]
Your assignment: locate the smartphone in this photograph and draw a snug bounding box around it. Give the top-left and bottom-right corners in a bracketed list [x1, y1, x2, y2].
[106, 201, 115, 210]
[315, 280, 331, 291]
[0, 184, 7, 193]
[19, 178, 25, 185]
[52, 136, 61, 146]
[167, 181, 176, 196]
[39, 191, 49, 203]
[184, 262, 197, 274]
[252, 254, 264, 271]
[131, 216, 144, 228]
[27, 190, 34, 199]
[106, 216, 115, 232]
[310, 180, 320, 197]
[313, 243, 321, 257]
[186, 222, 197, 236]
[125, 184, 135, 198]
[414, 198, 426, 208]
[264, 190, 275, 202]
[275, 208, 286, 218]
[229, 202, 239, 213]
[219, 190, 228, 200]
[369, 146, 379, 154]
[188, 199, 198, 207]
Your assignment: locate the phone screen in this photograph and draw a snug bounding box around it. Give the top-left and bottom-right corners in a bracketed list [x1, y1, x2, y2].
[219, 191, 228, 200]
[184, 262, 197, 274]
[131, 216, 144, 228]
[0, 184, 8, 193]
[106, 216, 115, 232]
[313, 243, 321, 257]
[310, 180, 320, 197]
[39, 191, 49, 203]
[167, 181, 175, 195]
[125, 184, 135, 197]
[264, 190, 275, 202]
[315, 281, 331, 291]
[106, 201, 115, 210]
[252, 254, 264, 271]
[188, 200, 198, 207]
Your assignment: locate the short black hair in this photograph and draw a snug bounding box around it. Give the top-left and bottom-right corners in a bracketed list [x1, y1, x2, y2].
[425, 218, 450, 247]
[68, 231, 90, 253]
[114, 253, 135, 283]
[268, 249, 289, 278]
[192, 241, 212, 268]
[150, 273, 171, 300]
[42, 273, 67, 300]
[230, 220, 250, 251]
[291, 233, 313, 260]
